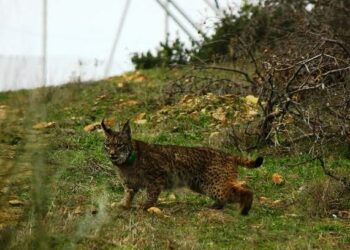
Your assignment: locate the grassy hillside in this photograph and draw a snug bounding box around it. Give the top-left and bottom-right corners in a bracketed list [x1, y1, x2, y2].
[0, 68, 349, 249]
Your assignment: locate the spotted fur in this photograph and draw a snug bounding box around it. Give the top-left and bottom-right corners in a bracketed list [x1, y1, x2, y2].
[102, 119, 263, 215]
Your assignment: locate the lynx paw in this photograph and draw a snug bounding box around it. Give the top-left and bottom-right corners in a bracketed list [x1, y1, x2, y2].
[210, 202, 225, 210]
[116, 201, 132, 210]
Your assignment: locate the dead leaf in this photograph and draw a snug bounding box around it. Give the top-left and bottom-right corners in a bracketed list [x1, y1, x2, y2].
[83, 122, 100, 132]
[297, 186, 305, 193]
[209, 132, 221, 146]
[252, 224, 263, 229]
[212, 107, 227, 122]
[338, 211, 350, 219]
[286, 213, 298, 217]
[259, 196, 270, 204]
[126, 100, 139, 106]
[245, 95, 259, 105]
[272, 173, 284, 185]
[134, 75, 147, 83]
[117, 100, 139, 108]
[9, 199, 24, 206]
[33, 121, 56, 129]
[122, 71, 147, 82]
[272, 199, 282, 205]
[179, 94, 194, 104]
[205, 93, 216, 101]
[96, 94, 107, 100]
[1, 187, 10, 194]
[147, 206, 162, 215]
[110, 202, 118, 209]
[73, 206, 83, 215]
[247, 110, 258, 117]
[134, 119, 147, 125]
[168, 193, 176, 201]
[134, 112, 146, 121]
[0, 105, 8, 120]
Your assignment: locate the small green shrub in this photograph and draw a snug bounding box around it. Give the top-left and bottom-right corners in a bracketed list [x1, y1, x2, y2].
[131, 38, 189, 69]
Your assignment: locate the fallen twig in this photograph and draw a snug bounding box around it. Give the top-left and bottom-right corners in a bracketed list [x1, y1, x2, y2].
[317, 157, 350, 190]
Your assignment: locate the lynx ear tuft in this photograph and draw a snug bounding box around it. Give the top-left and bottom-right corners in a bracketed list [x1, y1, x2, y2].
[101, 118, 112, 136]
[122, 119, 131, 139]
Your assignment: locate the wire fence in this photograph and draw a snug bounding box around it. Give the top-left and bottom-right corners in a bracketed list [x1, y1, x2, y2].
[0, 0, 231, 92]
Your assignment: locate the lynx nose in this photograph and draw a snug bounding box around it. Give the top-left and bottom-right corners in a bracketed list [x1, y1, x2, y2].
[109, 149, 117, 156]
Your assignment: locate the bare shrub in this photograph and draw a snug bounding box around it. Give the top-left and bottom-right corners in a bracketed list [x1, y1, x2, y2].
[300, 179, 350, 218]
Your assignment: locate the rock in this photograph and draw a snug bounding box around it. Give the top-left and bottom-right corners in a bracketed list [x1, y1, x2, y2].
[9, 199, 24, 206]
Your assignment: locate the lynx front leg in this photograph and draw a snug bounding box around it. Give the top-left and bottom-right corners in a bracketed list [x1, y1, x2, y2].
[118, 188, 138, 209]
[139, 185, 161, 210]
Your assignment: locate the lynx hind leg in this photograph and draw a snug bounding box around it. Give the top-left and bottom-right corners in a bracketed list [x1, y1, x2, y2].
[205, 182, 230, 209]
[228, 182, 253, 215]
[139, 185, 161, 210]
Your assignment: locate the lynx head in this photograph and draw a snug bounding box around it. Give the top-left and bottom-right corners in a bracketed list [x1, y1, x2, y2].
[101, 119, 133, 165]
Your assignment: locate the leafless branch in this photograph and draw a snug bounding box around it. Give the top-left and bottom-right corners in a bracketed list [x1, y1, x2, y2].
[196, 65, 255, 85]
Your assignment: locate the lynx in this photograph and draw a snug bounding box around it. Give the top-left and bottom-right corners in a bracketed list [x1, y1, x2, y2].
[102, 119, 263, 215]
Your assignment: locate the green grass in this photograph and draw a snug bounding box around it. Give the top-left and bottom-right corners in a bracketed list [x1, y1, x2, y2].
[0, 69, 349, 249]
